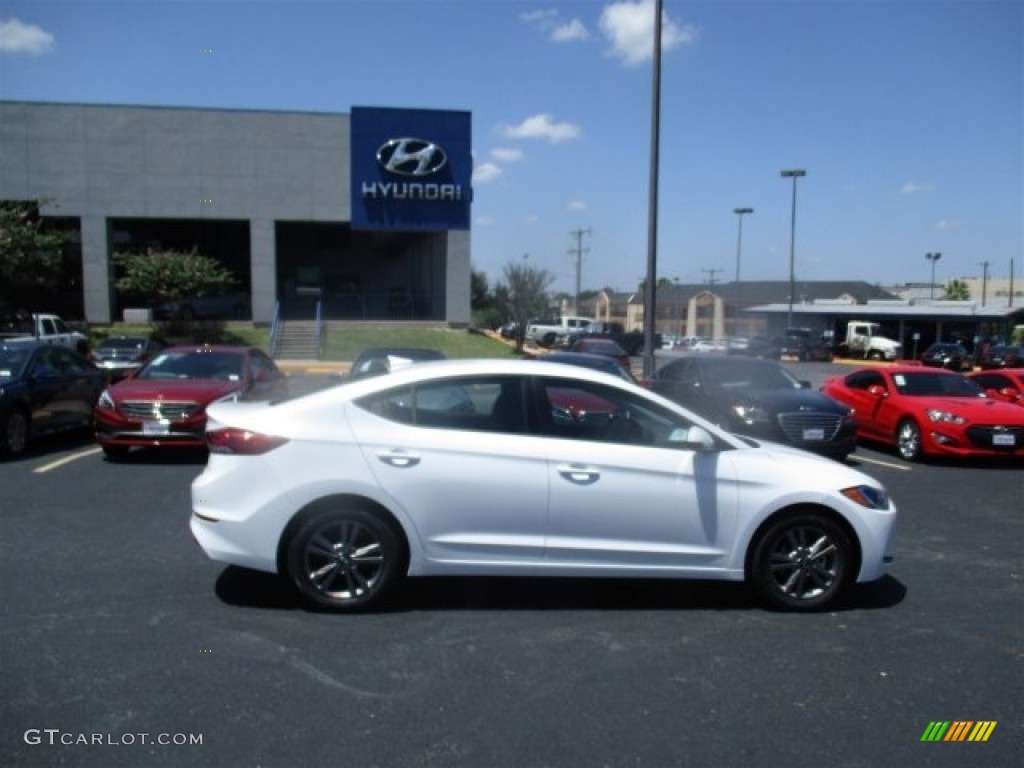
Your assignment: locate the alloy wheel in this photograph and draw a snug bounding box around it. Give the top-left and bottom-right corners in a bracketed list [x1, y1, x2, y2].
[751, 513, 851, 610]
[286, 508, 406, 611]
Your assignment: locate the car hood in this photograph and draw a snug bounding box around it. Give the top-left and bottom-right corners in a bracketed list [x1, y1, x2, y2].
[721, 388, 847, 413]
[908, 396, 1024, 421]
[109, 378, 244, 403]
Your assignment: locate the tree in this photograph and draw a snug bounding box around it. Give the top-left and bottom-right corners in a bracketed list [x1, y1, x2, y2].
[0, 201, 68, 308]
[944, 279, 970, 300]
[495, 261, 554, 351]
[114, 247, 237, 304]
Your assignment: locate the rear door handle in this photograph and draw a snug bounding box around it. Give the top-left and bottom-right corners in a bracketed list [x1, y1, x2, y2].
[377, 450, 421, 468]
[556, 464, 600, 484]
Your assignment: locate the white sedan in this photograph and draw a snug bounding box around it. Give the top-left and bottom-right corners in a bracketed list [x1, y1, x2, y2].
[191, 359, 897, 612]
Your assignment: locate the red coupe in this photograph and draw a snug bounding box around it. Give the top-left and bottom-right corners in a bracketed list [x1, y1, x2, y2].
[967, 369, 1024, 407]
[821, 365, 1024, 461]
[94, 345, 287, 459]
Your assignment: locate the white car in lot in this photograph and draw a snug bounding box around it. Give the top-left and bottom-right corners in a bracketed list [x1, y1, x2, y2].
[191, 359, 897, 612]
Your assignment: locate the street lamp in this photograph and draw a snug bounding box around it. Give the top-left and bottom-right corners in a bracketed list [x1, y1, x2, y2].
[780, 169, 806, 329]
[926, 252, 942, 300]
[733, 207, 753, 282]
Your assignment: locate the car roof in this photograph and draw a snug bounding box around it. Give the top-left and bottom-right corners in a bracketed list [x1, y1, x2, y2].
[158, 344, 252, 354]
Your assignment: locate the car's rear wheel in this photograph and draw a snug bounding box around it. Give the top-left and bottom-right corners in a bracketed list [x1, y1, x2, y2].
[285, 507, 407, 612]
[0, 409, 29, 457]
[896, 418, 923, 461]
[750, 511, 853, 611]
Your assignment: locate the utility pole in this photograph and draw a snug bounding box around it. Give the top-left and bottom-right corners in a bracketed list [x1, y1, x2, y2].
[569, 228, 591, 315]
[702, 267, 722, 287]
[979, 260, 990, 307]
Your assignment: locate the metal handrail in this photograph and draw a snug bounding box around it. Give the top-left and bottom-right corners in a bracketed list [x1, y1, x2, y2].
[269, 301, 281, 358]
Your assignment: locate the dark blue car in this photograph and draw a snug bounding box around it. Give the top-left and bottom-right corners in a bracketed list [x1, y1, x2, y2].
[0, 342, 106, 457]
[651, 355, 857, 460]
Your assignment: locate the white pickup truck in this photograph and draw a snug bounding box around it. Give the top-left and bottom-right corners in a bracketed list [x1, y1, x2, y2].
[525, 316, 593, 348]
[0, 313, 89, 350]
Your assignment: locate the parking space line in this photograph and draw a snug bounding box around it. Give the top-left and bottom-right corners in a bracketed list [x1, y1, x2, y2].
[33, 446, 103, 474]
[854, 454, 911, 471]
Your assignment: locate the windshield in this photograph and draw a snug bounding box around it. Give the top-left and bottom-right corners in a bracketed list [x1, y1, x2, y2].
[712, 361, 803, 391]
[891, 371, 985, 397]
[0, 346, 31, 379]
[137, 350, 244, 381]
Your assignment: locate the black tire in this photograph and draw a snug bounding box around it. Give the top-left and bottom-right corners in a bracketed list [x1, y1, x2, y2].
[896, 418, 923, 462]
[750, 511, 853, 611]
[285, 507, 407, 612]
[541, 332, 557, 348]
[101, 445, 130, 461]
[0, 408, 30, 457]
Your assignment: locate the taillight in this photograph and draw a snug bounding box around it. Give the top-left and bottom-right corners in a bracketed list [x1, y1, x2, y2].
[206, 428, 288, 455]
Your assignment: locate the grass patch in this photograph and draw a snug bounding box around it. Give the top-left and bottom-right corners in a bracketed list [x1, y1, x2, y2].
[321, 327, 519, 361]
[87, 324, 521, 361]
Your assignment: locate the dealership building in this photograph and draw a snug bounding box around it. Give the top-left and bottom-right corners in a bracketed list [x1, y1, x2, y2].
[0, 101, 472, 326]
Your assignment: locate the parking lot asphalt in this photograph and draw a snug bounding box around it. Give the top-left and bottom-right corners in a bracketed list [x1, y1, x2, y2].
[1, 361, 1021, 768]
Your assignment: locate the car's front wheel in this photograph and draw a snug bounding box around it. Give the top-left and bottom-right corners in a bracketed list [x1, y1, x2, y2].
[750, 511, 853, 611]
[285, 507, 407, 612]
[0, 408, 30, 457]
[896, 418, 923, 461]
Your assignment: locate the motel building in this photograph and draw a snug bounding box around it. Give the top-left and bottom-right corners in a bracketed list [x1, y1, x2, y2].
[0, 101, 473, 330]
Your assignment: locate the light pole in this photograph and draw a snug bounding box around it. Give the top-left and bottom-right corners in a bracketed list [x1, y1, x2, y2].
[780, 169, 806, 329]
[733, 207, 753, 282]
[926, 252, 942, 300]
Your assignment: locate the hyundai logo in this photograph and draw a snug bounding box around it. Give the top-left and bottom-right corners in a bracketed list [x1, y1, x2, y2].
[376, 138, 447, 177]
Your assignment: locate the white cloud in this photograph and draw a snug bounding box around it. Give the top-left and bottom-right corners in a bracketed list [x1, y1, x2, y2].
[491, 147, 525, 163]
[522, 9, 589, 43]
[500, 114, 582, 143]
[520, 9, 558, 25]
[472, 162, 503, 183]
[567, 200, 587, 212]
[552, 19, 590, 43]
[599, 0, 697, 66]
[935, 218, 963, 231]
[900, 181, 933, 195]
[0, 18, 55, 54]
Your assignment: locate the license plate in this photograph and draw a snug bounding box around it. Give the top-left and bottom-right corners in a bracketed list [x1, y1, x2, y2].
[993, 434, 1016, 447]
[803, 428, 825, 441]
[143, 421, 170, 436]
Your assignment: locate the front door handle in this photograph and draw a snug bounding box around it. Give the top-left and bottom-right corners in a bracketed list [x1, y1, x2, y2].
[556, 464, 600, 485]
[377, 450, 421, 468]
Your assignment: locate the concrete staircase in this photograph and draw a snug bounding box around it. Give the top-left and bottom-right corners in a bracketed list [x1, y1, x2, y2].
[272, 320, 321, 360]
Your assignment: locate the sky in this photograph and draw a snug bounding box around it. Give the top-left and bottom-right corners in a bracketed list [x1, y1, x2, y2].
[0, 0, 1021, 296]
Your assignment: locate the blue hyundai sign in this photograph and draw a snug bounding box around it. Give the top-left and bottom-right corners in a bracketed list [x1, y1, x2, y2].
[351, 107, 472, 231]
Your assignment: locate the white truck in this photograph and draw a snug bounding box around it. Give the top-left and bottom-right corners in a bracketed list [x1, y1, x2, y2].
[0, 313, 89, 350]
[838, 320, 902, 361]
[525, 316, 593, 348]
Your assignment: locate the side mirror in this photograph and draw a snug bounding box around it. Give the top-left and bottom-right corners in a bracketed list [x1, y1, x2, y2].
[867, 384, 888, 398]
[669, 425, 716, 452]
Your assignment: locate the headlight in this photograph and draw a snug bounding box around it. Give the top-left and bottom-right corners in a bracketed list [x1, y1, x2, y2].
[731, 404, 769, 423]
[98, 389, 114, 409]
[925, 408, 966, 424]
[841, 485, 890, 510]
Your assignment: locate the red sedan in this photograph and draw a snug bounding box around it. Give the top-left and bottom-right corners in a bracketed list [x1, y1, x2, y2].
[967, 368, 1024, 407]
[821, 365, 1024, 461]
[94, 345, 287, 459]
